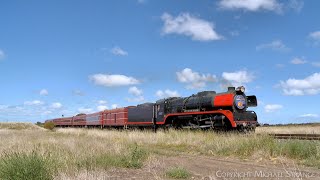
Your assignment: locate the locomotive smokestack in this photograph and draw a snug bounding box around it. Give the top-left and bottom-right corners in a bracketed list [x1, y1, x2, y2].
[228, 87, 235, 92]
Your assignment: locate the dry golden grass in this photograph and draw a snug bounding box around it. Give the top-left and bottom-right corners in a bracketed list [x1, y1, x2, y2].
[0, 122, 44, 130]
[256, 125, 320, 134]
[0, 124, 319, 179]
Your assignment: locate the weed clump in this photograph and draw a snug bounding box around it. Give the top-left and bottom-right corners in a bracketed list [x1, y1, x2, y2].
[0, 150, 56, 180]
[165, 166, 191, 179]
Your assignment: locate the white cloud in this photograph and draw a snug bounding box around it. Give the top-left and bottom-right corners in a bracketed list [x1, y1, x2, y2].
[78, 108, 93, 114]
[97, 105, 108, 111]
[51, 102, 62, 109]
[290, 57, 307, 65]
[126, 96, 145, 102]
[110, 46, 128, 56]
[280, 73, 320, 95]
[311, 62, 320, 67]
[222, 70, 254, 87]
[309, 31, 320, 41]
[156, 89, 180, 98]
[42, 110, 52, 115]
[39, 89, 48, 96]
[176, 68, 217, 89]
[89, 74, 139, 87]
[299, 114, 318, 118]
[275, 64, 285, 68]
[127, 87, 144, 102]
[161, 12, 223, 41]
[256, 40, 290, 52]
[24, 100, 44, 106]
[98, 100, 107, 105]
[0, 49, 5, 60]
[128, 86, 143, 96]
[111, 104, 118, 109]
[264, 104, 283, 113]
[137, 0, 146, 4]
[219, 0, 282, 12]
[72, 90, 85, 96]
[288, 0, 304, 12]
[230, 30, 240, 37]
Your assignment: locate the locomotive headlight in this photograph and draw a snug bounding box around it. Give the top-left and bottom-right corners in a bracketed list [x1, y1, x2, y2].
[236, 86, 245, 93]
[240, 86, 245, 93]
[234, 95, 246, 110]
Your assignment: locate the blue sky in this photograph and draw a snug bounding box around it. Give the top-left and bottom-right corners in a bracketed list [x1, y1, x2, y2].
[0, 0, 319, 124]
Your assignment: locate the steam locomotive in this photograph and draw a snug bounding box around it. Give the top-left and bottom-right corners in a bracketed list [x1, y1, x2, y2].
[46, 86, 258, 132]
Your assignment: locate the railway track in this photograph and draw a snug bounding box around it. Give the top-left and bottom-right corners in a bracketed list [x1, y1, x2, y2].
[269, 134, 320, 140]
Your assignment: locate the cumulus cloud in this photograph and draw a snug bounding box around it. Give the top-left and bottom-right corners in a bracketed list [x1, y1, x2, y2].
[161, 12, 223, 41]
[280, 73, 320, 95]
[311, 62, 320, 67]
[299, 114, 319, 118]
[39, 89, 48, 96]
[51, 102, 62, 109]
[309, 31, 320, 41]
[128, 86, 143, 96]
[111, 104, 118, 109]
[89, 74, 139, 87]
[78, 108, 93, 114]
[127, 86, 144, 102]
[290, 57, 307, 65]
[264, 104, 283, 113]
[97, 105, 108, 111]
[256, 40, 290, 52]
[156, 89, 180, 98]
[137, 0, 146, 4]
[110, 46, 128, 56]
[222, 70, 254, 87]
[98, 100, 107, 105]
[126, 96, 145, 102]
[288, 0, 304, 12]
[176, 68, 217, 89]
[0, 49, 5, 60]
[42, 110, 52, 115]
[24, 100, 44, 106]
[275, 64, 285, 68]
[72, 90, 85, 96]
[218, 0, 282, 12]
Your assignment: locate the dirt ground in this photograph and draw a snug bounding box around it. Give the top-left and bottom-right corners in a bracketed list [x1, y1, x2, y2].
[62, 155, 320, 180]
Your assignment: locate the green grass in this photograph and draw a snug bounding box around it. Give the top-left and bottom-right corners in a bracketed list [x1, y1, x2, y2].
[0, 150, 56, 180]
[165, 166, 191, 179]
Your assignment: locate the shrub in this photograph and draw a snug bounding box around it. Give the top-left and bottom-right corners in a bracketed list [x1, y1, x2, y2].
[165, 166, 191, 179]
[44, 121, 55, 130]
[0, 150, 55, 180]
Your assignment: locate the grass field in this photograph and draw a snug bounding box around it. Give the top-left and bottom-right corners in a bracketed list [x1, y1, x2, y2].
[256, 124, 320, 134]
[0, 123, 319, 179]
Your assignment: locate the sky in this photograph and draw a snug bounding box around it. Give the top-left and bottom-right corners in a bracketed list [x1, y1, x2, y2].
[0, 0, 319, 124]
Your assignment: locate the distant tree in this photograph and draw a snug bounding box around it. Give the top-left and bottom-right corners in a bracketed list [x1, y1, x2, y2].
[76, 113, 86, 116]
[35, 121, 44, 127]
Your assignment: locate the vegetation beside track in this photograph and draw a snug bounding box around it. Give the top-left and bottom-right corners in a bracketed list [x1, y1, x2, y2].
[0, 124, 319, 179]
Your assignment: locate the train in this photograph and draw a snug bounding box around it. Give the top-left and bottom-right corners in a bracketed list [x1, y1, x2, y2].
[45, 86, 258, 132]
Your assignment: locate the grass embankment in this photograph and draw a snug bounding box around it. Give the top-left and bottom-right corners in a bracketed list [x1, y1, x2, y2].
[0, 122, 44, 130]
[0, 127, 319, 179]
